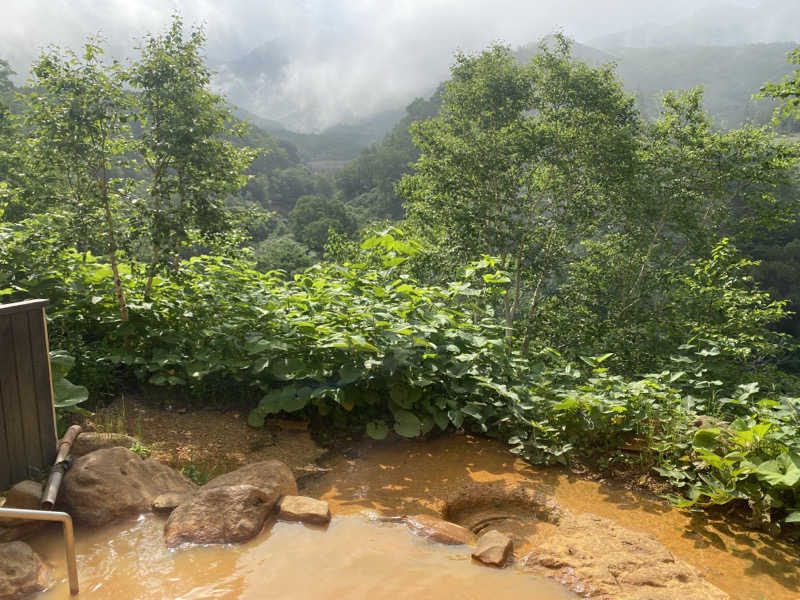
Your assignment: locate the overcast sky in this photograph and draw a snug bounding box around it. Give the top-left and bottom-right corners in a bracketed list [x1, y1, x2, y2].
[0, 0, 782, 131]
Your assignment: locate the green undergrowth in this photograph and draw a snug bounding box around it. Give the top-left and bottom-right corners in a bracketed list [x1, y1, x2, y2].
[3, 225, 800, 530]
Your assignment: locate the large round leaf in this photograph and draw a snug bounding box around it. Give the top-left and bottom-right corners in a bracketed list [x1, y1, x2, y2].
[393, 409, 422, 437]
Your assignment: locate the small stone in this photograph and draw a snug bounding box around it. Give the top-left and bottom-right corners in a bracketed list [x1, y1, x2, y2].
[0, 541, 51, 599]
[278, 496, 331, 525]
[151, 492, 193, 513]
[472, 530, 513, 567]
[404, 515, 476, 545]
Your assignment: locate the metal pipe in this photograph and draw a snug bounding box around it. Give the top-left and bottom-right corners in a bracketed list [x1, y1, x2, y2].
[0, 507, 78, 595]
[42, 425, 82, 509]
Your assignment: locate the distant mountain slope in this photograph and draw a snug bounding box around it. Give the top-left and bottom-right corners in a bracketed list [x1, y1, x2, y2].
[590, 1, 800, 48]
[608, 43, 796, 126]
[235, 106, 405, 162]
[519, 39, 796, 128]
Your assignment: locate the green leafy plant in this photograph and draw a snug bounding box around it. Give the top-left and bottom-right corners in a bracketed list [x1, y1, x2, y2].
[665, 414, 800, 530]
[49, 350, 90, 434]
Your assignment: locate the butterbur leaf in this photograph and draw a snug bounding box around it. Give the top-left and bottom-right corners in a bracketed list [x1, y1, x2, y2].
[784, 511, 800, 523]
[389, 382, 422, 409]
[433, 409, 449, 431]
[257, 391, 283, 415]
[338, 364, 363, 385]
[461, 404, 484, 421]
[756, 453, 800, 488]
[52, 378, 89, 408]
[421, 416, 435, 435]
[281, 385, 311, 412]
[49, 350, 75, 380]
[393, 409, 422, 437]
[247, 409, 266, 428]
[366, 420, 389, 440]
[693, 428, 721, 451]
[448, 409, 464, 428]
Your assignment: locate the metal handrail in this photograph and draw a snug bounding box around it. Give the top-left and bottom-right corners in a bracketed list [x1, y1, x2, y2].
[0, 507, 78, 595]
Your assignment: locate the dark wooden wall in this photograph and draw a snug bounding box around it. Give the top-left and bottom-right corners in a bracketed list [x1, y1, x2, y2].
[0, 299, 57, 491]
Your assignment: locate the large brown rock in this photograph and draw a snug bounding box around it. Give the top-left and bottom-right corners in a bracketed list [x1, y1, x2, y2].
[0, 542, 51, 599]
[61, 447, 195, 526]
[404, 514, 476, 546]
[203, 460, 297, 507]
[164, 484, 273, 547]
[277, 496, 331, 525]
[524, 513, 728, 599]
[472, 530, 513, 566]
[0, 481, 46, 542]
[71, 432, 138, 457]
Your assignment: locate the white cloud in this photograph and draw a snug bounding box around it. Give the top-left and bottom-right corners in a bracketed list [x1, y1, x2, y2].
[0, 0, 788, 130]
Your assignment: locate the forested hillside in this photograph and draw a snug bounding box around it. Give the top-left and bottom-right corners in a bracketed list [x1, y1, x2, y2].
[2, 20, 800, 531]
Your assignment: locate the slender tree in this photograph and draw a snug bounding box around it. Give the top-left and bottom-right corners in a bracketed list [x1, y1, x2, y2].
[24, 42, 131, 320]
[127, 15, 255, 298]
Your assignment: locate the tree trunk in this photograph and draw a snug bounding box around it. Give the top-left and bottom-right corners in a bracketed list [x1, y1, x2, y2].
[144, 165, 161, 300]
[98, 159, 128, 322]
[102, 199, 128, 322]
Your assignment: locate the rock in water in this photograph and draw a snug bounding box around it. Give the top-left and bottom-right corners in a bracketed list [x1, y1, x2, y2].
[164, 485, 272, 547]
[524, 512, 729, 599]
[61, 447, 195, 526]
[472, 530, 513, 567]
[277, 496, 331, 525]
[404, 515, 476, 545]
[0, 542, 51, 599]
[0, 481, 47, 542]
[203, 460, 297, 507]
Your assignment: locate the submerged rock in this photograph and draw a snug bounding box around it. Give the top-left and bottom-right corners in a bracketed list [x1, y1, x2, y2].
[404, 514, 476, 546]
[203, 460, 297, 507]
[278, 496, 331, 525]
[61, 447, 195, 526]
[71, 432, 138, 457]
[472, 530, 513, 567]
[524, 512, 729, 599]
[0, 541, 51, 599]
[164, 484, 272, 547]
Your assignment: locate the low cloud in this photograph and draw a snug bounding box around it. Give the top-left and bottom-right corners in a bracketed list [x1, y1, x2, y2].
[0, 0, 778, 131]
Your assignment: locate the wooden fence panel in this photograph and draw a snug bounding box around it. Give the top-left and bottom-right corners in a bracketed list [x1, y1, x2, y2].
[0, 300, 57, 491]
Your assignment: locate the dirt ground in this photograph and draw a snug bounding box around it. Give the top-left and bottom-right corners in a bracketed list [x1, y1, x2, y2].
[83, 394, 326, 481]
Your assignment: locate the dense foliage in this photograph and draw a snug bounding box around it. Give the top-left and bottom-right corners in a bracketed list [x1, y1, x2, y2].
[2, 26, 800, 530]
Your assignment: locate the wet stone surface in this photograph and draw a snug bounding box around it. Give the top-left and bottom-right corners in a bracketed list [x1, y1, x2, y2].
[0, 541, 51, 600]
[472, 530, 513, 567]
[277, 496, 331, 525]
[164, 484, 274, 547]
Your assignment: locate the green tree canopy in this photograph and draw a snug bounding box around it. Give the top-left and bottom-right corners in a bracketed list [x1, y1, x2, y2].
[760, 47, 800, 121]
[288, 194, 356, 252]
